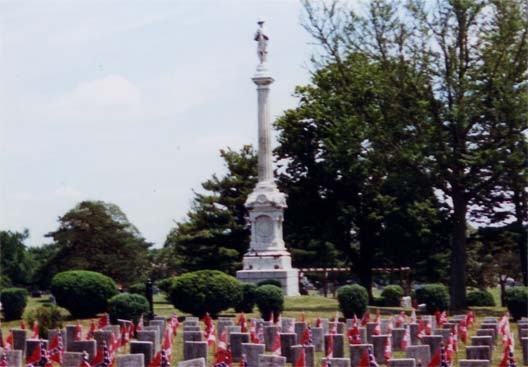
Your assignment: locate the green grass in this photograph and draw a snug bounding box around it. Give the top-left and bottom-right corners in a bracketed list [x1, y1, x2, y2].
[1, 292, 524, 366]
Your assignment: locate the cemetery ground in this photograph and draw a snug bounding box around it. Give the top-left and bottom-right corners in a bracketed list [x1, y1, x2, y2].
[1, 288, 523, 366]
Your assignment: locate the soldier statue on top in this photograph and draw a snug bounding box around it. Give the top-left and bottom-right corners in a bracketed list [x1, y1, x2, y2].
[254, 17, 269, 64]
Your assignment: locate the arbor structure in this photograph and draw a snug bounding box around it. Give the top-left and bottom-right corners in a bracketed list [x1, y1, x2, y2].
[44, 200, 151, 285]
[297, 0, 527, 308]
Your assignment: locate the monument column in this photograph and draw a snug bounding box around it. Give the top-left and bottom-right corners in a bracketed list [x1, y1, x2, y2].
[236, 18, 299, 296]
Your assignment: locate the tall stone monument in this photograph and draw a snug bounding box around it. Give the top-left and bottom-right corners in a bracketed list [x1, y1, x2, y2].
[236, 18, 299, 296]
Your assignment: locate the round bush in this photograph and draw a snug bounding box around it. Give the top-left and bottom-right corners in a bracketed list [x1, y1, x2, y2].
[505, 286, 528, 320]
[128, 283, 146, 296]
[337, 284, 368, 318]
[0, 288, 28, 320]
[235, 283, 257, 313]
[168, 270, 242, 317]
[25, 305, 66, 336]
[108, 293, 149, 324]
[467, 289, 495, 307]
[50, 271, 118, 318]
[257, 279, 282, 288]
[381, 285, 404, 307]
[415, 283, 449, 314]
[255, 285, 284, 321]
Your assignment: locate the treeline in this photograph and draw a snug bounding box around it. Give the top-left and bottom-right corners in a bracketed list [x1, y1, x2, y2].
[1, 0, 526, 310]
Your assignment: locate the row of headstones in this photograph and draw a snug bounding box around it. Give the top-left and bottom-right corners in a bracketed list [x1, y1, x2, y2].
[0, 316, 170, 367]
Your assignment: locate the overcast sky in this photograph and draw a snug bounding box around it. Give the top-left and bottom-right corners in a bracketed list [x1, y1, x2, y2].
[0, 0, 319, 247]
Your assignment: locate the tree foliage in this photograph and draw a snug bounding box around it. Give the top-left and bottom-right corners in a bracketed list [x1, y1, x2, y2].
[297, 0, 527, 308]
[44, 201, 151, 285]
[164, 145, 257, 275]
[0, 229, 35, 286]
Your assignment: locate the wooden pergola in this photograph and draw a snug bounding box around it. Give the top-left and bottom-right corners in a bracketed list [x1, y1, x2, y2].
[299, 266, 412, 297]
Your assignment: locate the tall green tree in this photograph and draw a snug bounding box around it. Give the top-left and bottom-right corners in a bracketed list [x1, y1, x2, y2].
[164, 145, 257, 275]
[0, 229, 35, 286]
[44, 200, 151, 285]
[299, 0, 527, 309]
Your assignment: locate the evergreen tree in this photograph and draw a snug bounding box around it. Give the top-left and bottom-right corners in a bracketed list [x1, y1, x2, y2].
[164, 145, 257, 275]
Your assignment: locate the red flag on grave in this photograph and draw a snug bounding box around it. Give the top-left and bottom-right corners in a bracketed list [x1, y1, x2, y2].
[294, 347, 306, 367]
[97, 314, 109, 329]
[48, 330, 64, 364]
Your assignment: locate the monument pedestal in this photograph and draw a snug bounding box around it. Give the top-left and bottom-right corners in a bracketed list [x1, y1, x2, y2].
[237, 269, 299, 296]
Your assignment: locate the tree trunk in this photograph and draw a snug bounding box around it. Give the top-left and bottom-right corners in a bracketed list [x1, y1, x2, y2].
[499, 276, 506, 307]
[358, 221, 376, 303]
[513, 188, 528, 286]
[450, 187, 467, 310]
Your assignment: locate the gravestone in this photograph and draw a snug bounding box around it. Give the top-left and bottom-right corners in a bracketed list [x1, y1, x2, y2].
[230, 332, 250, 362]
[409, 323, 419, 345]
[4, 350, 22, 367]
[70, 340, 97, 359]
[183, 326, 201, 333]
[366, 323, 377, 344]
[482, 317, 497, 323]
[421, 335, 443, 356]
[183, 321, 199, 328]
[12, 329, 26, 353]
[521, 337, 528, 366]
[47, 330, 66, 347]
[466, 346, 491, 361]
[264, 326, 277, 352]
[280, 333, 296, 362]
[471, 336, 494, 352]
[295, 322, 306, 343]
[258, 354, 286, 367]
[116, 354, 144, 367]
[519, 328, 528, 340]
[432, 329, 451, 343]
[476, 329, 496, 345]
[392, 328, 405, 351]
[103, 325, 121, 339]
[349, 344, 372, 367]
[183, 331, 202, 343]
[281, 318, 296, 332]
[325, 334, 345, 358]
[311, 327, 324, 352]
[227, 326, 242, 339]
[25, 339, 47, 360]
[459, 360, 490, 367]
[388, 358, 416, 367]
[183, 341, 207, 361]
[63, 352, 83, 367]
[130, 341, 153, 366]
[291, 345, 315, 367]
[329, 322, 346, 335]
[149, 319, 165, 338]
[371, 335, 388, 363]
[442, 323, 456, 330]
[65, 325, 77, 350]
[185, 317, 199, 323]
[406, 345, 431, 366]
[318, 318, 329, 334]
[241, 343, 265, 367]
[117, 319, 133, 330]
[94, 330, 115, 349]
[218, 320, 234, 336]
[380, 320, 391, 334]
[177, 358, 206, 367]
[322, 357, 351, 367]
[137, 330, 160, 352]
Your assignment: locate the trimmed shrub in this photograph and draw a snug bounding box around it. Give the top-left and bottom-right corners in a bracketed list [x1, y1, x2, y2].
[0, 288, 28, 320]
[168, 270, 242, 317]
[25, 305, 66, 336]
[255, 285, 284, 321]
[505, 286, 528, 320]
[337, 284, 368, 318]
[381, 285, 404, 307]
[467, 290, 495, 307]
[157, 278, 173, 295]
[108, 293, 149, 324]
[415, 283, 449, 314]
[50, 270, 118, 318]
[128, 283, 146, 296]
[235, 283, 257, 313]
[257, 279, 282, 288]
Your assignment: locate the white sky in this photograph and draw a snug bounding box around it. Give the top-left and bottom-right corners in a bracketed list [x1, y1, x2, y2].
[0, 0, 315, 247]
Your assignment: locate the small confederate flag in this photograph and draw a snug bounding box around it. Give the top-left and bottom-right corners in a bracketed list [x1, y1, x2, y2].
[396, 312, 406, 328]
[410, 309, 417, 324]
[301, 327, 313, 346]
[86, 320, 96, 340]
[48, 330, 64, 364]
[239, 354, 248, 367]
[361, 312, 370, 327]
[383, 335, 392, 362]
[499, 344, 517, 367]
[79, 351, 91, 367]
[0, 353, 8, 367]
[20, 321, 26, 330]
[326, 334, 334, 359]
[237, 313, 248, 333]
[401, 324, 411, 350]
[97, 314, 109, 330]
[348, 325, 361, 345]
[315, 317, 322, 328]
[136, 314, 144, 336]
[74, 320, 82, 341]
[170, 314, 179, 336]
[30, 321, 39, 339]
[427, 342, 449, 367]
[373, 312, 381, 336]
[4, 331, 13, 352]
[272, 330, 281, 356]
[26, 340, 52, 367]
[458, 318, 468, 344]
[358, 346, 378, 367]
[294, 347, 306, 367]
[213, 345, 233, 367]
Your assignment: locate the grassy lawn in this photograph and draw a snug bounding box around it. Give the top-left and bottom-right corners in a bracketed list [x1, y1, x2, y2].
[1, 292, 524, 366]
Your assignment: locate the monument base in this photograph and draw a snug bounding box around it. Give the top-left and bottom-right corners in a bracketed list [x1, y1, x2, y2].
[237, 268, 299, 296]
